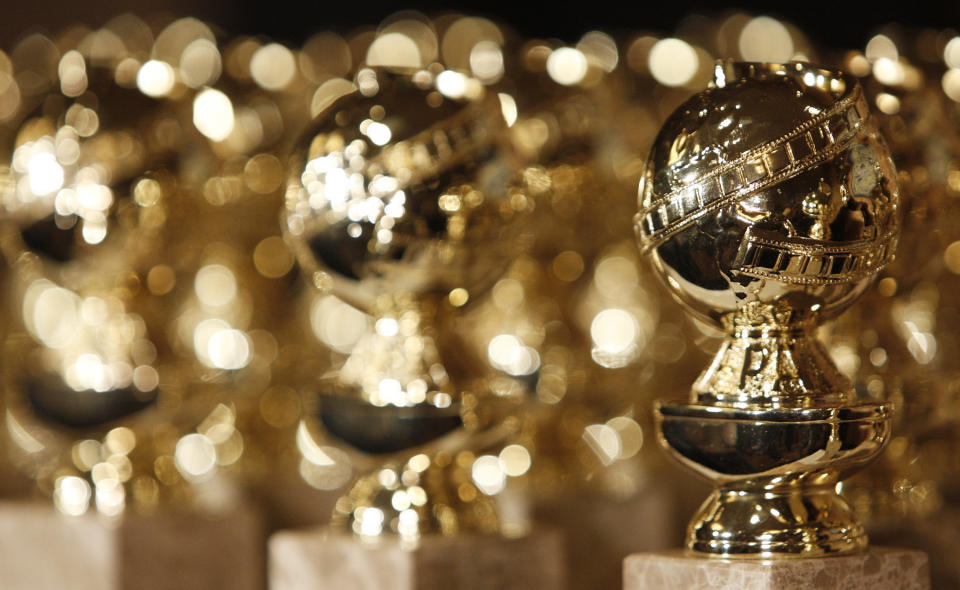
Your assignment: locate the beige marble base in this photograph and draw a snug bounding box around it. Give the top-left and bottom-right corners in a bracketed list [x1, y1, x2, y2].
[269, 527, 564, 590]
[0, 503, 115, 590]
[0, 501, 264, 590]
[623, 547, 929, 590]
[119, 502, 265, 590]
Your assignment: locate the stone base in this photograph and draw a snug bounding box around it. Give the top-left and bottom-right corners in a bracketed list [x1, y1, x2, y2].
[0, 501, 264, 590]
[623, 547, 929, 590]
[269, 527, 564, 590]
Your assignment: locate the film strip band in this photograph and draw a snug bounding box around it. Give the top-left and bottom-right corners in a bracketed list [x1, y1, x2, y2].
[731, 226, 898, 286]
[635, 81, 870, 253]
[375, 100, 501, 188]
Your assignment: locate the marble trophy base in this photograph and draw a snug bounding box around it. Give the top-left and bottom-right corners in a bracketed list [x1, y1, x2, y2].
[623, 547, 929, 590]
[269, 526, 564, 590]
[0, 501, 264, 590]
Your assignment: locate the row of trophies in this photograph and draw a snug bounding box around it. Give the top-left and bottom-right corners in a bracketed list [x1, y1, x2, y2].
[0, 9, 958, 588]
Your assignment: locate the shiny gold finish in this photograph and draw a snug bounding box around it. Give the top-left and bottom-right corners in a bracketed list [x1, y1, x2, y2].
[827, 33, 960, 554]
[0, 50, 188, 514]
[637, 61, 900, 557]
[330, 451, 501, 542]
[0, 18, 307, 515]
[657, 402, 890, 555]
[284, 64, 525, 539]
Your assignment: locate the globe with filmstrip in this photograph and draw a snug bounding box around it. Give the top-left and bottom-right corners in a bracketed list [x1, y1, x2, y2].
[639, 63, 901, 557]
[282, 67, 529, 538]
[283, 68, 517, 314]
[636, 62, 900, 329]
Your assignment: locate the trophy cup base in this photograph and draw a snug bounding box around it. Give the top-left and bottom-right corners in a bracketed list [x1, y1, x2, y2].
[656, 401, 890, 558]
[330, 455, 501, 537]
[687, 485, 866, 558]
[623, 546, 930, 590]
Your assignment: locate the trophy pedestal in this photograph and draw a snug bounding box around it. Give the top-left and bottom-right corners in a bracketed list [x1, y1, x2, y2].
[623, 547, 929, 590]
[269, 526, 564, 590]
[0, 501, 264, 590]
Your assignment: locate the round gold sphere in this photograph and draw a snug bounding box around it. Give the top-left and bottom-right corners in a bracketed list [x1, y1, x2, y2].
[637, 62, 900, 329]
[283, 68, 516, 313]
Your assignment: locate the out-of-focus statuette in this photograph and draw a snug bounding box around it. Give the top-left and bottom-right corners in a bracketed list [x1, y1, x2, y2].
[284, 66, 524, 540]
[636, 61, 900, 557]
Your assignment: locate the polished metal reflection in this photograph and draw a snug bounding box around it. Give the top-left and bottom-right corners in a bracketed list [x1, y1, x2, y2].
[637, 61, 900, 557]
[284, 64, 524, 539]
[0, 18, 305, 515]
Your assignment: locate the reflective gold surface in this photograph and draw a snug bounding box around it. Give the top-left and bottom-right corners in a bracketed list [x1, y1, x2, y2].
[638, 62, 900, 557]
[0, 16, 307, 516]
[283, 56, 527, 539]
[0, 41, 186, 514]
[657, 402, 889, 555]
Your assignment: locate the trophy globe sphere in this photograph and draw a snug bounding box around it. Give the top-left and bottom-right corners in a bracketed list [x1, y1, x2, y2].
[636, 62, 900, 329]
[283, 68, 517, 313]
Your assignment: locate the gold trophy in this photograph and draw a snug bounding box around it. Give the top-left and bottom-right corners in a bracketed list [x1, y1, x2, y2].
[0, 53, 180, 511]
[635, 61, 900, 556]
[283, 65, 526, 540]
[0, 17, 303, 513]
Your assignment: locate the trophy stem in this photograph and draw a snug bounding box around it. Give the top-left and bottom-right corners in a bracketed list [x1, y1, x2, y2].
[328, 293, 455, 411]
[693, 308, 854, 409]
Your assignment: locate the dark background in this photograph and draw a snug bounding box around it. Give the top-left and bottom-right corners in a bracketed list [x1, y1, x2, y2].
[3, 0, 958, 50]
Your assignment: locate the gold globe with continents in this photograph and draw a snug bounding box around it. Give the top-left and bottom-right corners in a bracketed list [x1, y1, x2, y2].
[283, 65, 529, 541]
[635, 61, 900, 557]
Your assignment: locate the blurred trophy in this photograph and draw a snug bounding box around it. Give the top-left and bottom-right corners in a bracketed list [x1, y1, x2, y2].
[0, 18, 296, 590]
[282, 62, 523, 533]
[634, 61, 900, 557]
[272, 59, 566, 588]
[0, 37, 181, 510]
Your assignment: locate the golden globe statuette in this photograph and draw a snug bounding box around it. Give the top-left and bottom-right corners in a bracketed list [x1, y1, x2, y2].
[0, 20, 295, 588]
[636, 62, 899, 557]
[272, 64, 567, 590]
[282, 66, 530, 540]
